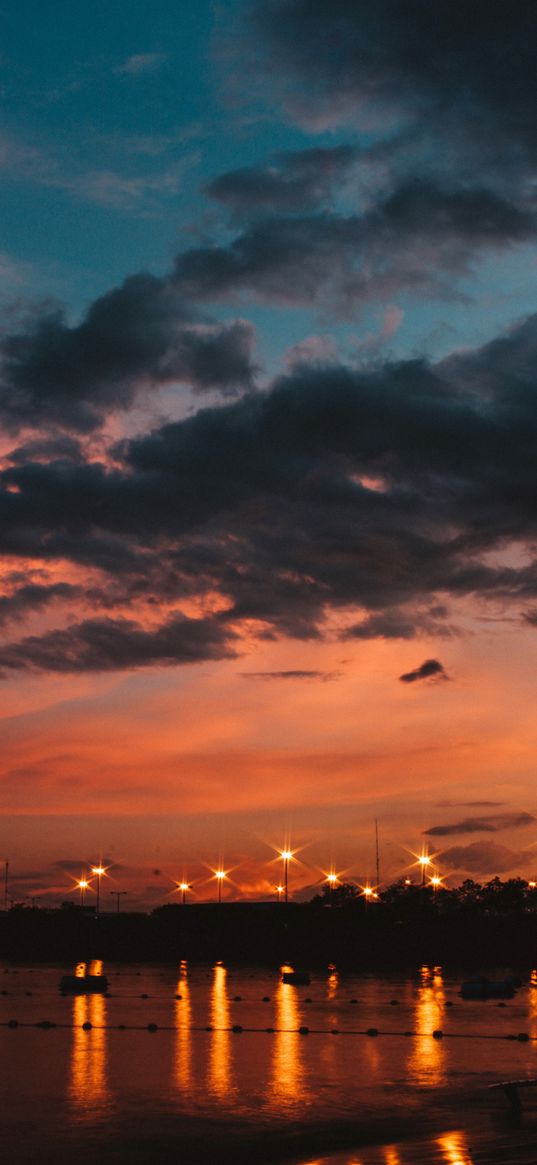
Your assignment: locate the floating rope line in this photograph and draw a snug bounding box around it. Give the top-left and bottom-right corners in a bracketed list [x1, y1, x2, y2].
[0, 1021, 535, 1039]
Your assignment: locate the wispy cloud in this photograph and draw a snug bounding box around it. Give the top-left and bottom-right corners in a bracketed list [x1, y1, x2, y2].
[114, 53, 168, 76]
[425, 812, 536, 836]
[241, 669, 341, 682]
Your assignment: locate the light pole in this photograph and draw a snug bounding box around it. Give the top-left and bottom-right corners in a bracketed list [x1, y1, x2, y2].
[418, 854, 431, 887]
[178, 881, 190, 905]
[91, 865, 106, 915]
[279, 850, 294, 904]
[77, 878, 89, 905]
[215, 870, 226, 904]
[4, 860, 8, 911]
[275, 883, 285, 903]
[110, 890, 127, 913]
[429, 874, 442, 905]
[326, 872, 339, 895]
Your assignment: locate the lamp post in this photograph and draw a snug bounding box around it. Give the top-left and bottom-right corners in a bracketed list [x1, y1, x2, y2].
[110, 890, 127, 914]
[326, 872, 339, 895]
[279, 850, 294, 904]
[215, 870, 226, 904]
[418, 854, 431, 887]
[275, 883, 285, 903]
[178, 881, 190, 905]
[429, 874, 442, 905]
[91, 865, 106, 915]
[77, 878, 89, 906]
[3, 860, 8, 911]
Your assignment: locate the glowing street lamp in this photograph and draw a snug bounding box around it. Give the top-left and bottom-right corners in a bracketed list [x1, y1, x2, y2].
[178, 881, 190, 905]
[275, 883, 285, 903]
[418, 854, 432, 886]
[279, 849, 294, 904]
[214, 869, 227, 904]
[77, 878, 90, 906]
[91, 864, 107, 915]
[326, 872, 339, 890]
[429, 874, 443, 904]
[361, 884, 375, 907]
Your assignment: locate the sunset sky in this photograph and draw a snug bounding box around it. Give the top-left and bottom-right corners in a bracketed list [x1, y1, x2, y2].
[2, 1, 537, 907]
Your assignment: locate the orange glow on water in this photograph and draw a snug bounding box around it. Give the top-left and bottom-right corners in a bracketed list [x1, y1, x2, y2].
[174, 962, 192, 1095]
[269, 977, 306, 1108]
[407, 966, 446, 1087]
[70, 991, 108, 1112]
[437, 1132, 473, 1164]
[208, 963, 233, 1099]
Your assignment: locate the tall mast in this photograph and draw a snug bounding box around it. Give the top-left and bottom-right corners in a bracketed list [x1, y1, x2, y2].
[375, 819, 380, 888]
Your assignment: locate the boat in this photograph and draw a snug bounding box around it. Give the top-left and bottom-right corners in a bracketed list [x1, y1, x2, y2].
[460, 975, 516, 999]
[281, 970, 310, 986]
[59, 973, 108, 994]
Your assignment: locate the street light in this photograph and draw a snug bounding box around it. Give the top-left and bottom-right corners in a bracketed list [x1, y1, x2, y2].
[91, 865, 107, 915]
[77, 878, 90, 905]
[429, 874, 443, 904]
[279, 849, 294, 904]
[177, 881, 190, 905]
[215, 869, 227, 904]
[275, 883, 285, 902]
[109, 890, 127, 913]
[418, 855, 432, 886]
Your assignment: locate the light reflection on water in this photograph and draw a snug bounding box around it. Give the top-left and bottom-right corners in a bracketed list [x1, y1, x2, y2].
[407, 964, 446, 1088]
[208, 962, 234, 1099]
[174, 959, 192, 1096]
[3, 962, 537, 1163]
[70, 961, 108, 1115]
[269, 970, 306, 1108]
[437, 1131, 473, 1164]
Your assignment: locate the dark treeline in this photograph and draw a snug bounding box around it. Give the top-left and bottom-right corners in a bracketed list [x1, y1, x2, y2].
[1, 878, 537, 970]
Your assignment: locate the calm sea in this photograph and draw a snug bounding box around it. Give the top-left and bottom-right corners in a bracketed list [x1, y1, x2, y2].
[2, 962, 537, 1164]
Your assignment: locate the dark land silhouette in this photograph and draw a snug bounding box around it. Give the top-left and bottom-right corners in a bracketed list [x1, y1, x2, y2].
[1, 878, 537, 969]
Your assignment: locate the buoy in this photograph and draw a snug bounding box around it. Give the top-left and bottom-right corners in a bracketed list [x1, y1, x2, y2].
[366, 1027, 378, 1037]
[232, 1024, 243, 1033]
[147, 1023, 158, 1032]
[298, 1025, 309, 1035]
[82, 1021, 92, 1031]
[432, 1029, 443, 1039]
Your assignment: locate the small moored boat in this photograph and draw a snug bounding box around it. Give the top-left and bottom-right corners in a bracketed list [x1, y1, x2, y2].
[281, 970, 310, 986]
[59, 974, 108, 994]
[460, 976, 516, 1000]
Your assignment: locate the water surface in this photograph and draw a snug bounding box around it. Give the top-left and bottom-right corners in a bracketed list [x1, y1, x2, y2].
[2, 962, 537, 1163]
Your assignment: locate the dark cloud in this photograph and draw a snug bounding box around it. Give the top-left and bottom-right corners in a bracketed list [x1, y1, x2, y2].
[440, 841, 529, 875]
[0, 613, 236, 675]
[7, 435, 84, 464]
[241, 669, 340, 681]
[0, 274, 257, 431]
[3, 308, 537, 670]
[425, 812, 536, 836]
[173, 181, 533, 317]
[345, 606, 450, 641]
[0, 582, 79, 626]
[205, 145, 359, 218]
[399, 659, 448, 685]
[252, 0, 537, 176]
